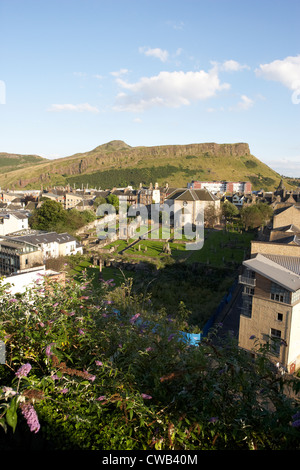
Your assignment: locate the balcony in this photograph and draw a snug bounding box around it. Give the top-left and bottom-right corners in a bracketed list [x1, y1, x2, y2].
[239, 275, 256, 287]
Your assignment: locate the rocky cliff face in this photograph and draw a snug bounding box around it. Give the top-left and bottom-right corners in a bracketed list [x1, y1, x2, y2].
[2, 141, 252, 188]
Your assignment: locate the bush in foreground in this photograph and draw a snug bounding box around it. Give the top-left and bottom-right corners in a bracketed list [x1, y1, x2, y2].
[0, 272, 299, 450]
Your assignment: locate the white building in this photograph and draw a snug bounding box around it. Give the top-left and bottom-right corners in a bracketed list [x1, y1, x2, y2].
[0, 211, 29, 236]
[2, 266, 64, 295]
[9, 232, 83, 260]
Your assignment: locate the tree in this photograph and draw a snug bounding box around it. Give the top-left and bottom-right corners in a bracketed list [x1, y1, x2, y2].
[222, 201, 239, 221]
[106, 194, 119, 213]
[93, 196, 107, 208]
[29, 200, 95, 234]
[240, 203, 273, 230]
[29, 199, 67, 231]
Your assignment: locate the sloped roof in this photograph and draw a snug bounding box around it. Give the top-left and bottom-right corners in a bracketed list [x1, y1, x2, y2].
[243, 253, 300, 291]
[11, 232, 77, 245]
[166, 188, 218, 202]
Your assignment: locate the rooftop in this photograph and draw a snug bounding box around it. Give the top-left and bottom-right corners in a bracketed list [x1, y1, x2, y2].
[243, 253, 300, 292]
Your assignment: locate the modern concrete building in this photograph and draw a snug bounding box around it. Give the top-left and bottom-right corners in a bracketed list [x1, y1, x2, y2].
[188, 180, 252, 194]
[0, 237, 44, 276]
[239, 242, 300, 373]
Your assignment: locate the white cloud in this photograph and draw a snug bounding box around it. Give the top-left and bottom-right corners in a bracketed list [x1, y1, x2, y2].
[211, 59, 250, 72]
[139, 47, 169, 62]
[113, 69, 230, 112]
[110, 69, 129, 77]
[255, 55, 300, 90]
[48, 103, 99, 113]
[264, 155, 300, 177]
[229, 94, 254, 111]
[221, 60, 250, 72]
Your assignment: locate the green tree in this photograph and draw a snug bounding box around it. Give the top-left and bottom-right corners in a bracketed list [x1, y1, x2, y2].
[240, 203, 273, 230]
[29, 199, 67, 231]
[29, 200, 95, 234]
[106, 194, 119, 213]
[222, 201, 239, 221]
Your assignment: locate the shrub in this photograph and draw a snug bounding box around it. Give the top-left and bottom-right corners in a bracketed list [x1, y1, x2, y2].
[0, 273, 299, 450]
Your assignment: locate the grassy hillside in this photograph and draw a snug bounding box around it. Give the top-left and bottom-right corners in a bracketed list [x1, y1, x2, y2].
[0, 140, 289, 191]
[0, 153, 47, 176]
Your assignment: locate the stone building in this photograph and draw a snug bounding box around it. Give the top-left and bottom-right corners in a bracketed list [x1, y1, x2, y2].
[238, 238, 300, 373]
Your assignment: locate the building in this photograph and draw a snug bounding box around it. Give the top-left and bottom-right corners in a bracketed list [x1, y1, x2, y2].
[272, 205, 300, 229]
[137, 183, 160, 205]
[188, 180, 252, 194]
[9, 231, 83, 260]
[165, 188, 221, 227]
[0, 237, 44, 276]
[0, 211, 29, 236]
[238, 240, 300, 373]
[2, 266, 65, 295]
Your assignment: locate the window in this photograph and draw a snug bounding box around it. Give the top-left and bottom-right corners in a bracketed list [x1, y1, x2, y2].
[270, 282, 290, 304]
[244, 286, 254, 295]
[277, 313, 283, 322]
[270, 328, 282, 357]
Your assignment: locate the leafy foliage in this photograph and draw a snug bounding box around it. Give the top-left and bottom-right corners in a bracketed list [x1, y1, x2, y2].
[66, 165, 197, 190]
[29, 199, 95, 234]
[240, 203, 273, 230]
[0, 271, 299, 450]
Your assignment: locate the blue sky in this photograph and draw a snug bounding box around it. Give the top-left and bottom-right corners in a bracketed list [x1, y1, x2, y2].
[1, 0, 300, 177]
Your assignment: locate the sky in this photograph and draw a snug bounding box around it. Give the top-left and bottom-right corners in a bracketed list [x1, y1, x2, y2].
[0, 0, 300, 177]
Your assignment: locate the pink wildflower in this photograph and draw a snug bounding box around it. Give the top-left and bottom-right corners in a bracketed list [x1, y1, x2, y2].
[20, 403, 40, 433]
[141, 393, 152, 400]
[130, 313, 140, 324]
[96, 396, 106, 401]
[15, 363, 31, 378]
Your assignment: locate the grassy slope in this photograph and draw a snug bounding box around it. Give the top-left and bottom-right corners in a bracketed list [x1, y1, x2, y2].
[0, 153, 47, 175]
[0, 140, 289, 190]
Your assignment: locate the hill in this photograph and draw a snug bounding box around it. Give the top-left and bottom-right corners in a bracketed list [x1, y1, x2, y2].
[0, 152, 47, 179]
[0, 140, 288, 190]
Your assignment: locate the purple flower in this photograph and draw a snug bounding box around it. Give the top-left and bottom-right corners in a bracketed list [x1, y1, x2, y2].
[45, 342, 55, 357]
[95, 361, 103, 366]
[167, 334, 175, 342]
[9, 298, 18, 303]
[15, 363, 31, 378]
[141, 393, 152, 400]
[292, 420, 300, 428]
[78, 328, 85, 335]
[96, 396, 106, 401]
[60, 388, 68, 394]
[209, 417, 218, 423]
[53, 302, 59, 307]
[20, 403, 40, 433]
